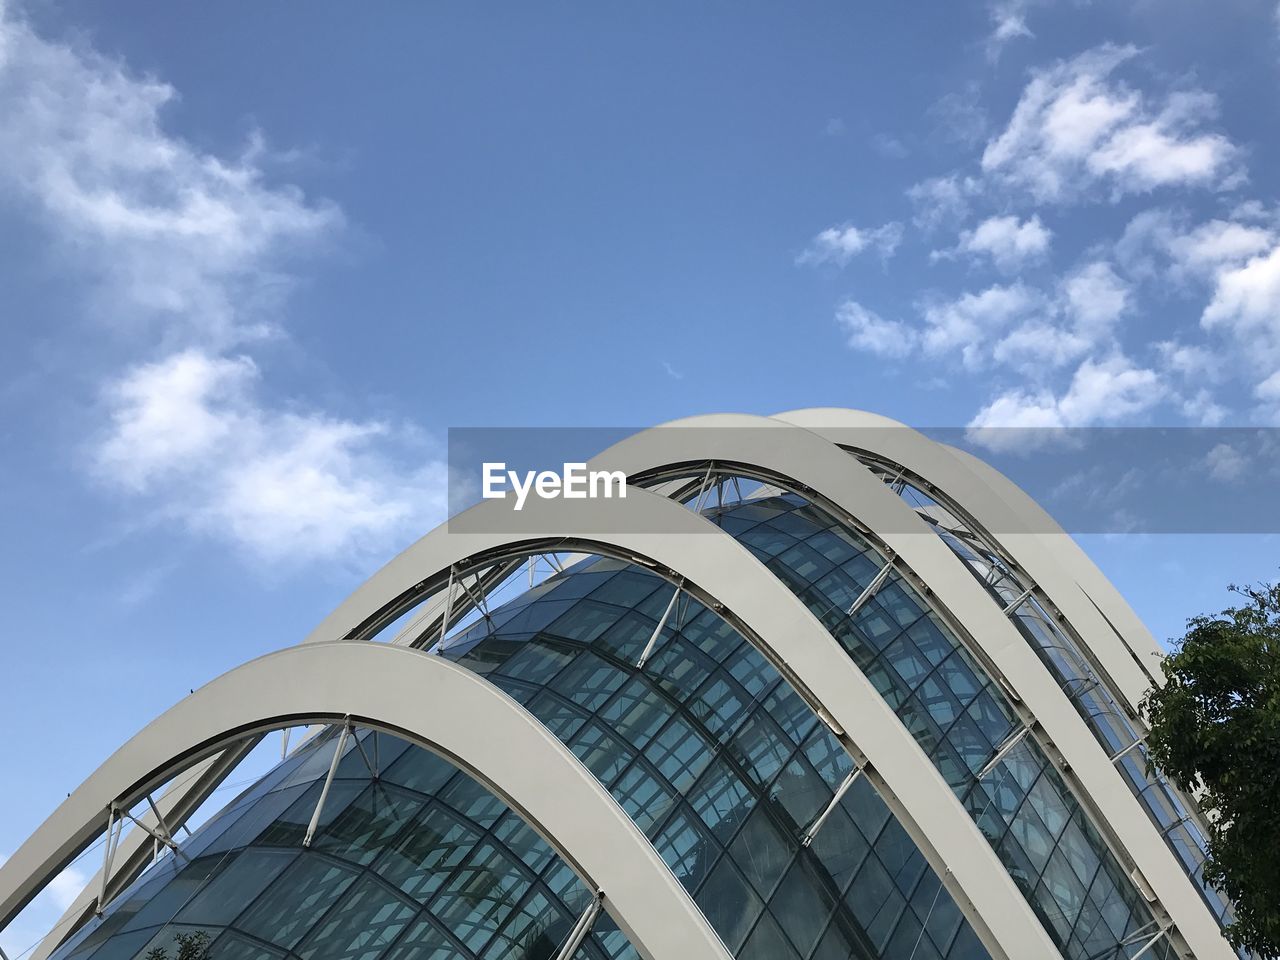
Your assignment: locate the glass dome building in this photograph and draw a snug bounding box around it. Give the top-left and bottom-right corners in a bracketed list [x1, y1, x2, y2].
[0, 412, 1249, 960]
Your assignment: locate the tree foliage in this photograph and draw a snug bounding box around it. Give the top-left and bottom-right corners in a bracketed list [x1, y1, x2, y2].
[1143, 581, 1280, 957]
[143, 931, 211, 960]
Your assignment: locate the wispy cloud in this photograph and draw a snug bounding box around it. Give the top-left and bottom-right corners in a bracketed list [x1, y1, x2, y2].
[1117, 207, 1280, 415]
[920, 282, 1045, 369]
[870, 133, 910, 159]
[835, 301, 917, 359]
[987, 0, 1038, 58]
[942, 213, 1053, 271]
[94, 351, 446, 563]
[908, 175, 981, 232]
[0, 2, 444, 564]
[0, 5, 339, 349]
[797, 221, 904, 266]
[968, 354, 1166, 446]
[982, 45, 1242, 204]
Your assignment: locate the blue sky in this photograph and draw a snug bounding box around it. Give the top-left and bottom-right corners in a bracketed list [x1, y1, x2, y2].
[2, 0, 1279, 950]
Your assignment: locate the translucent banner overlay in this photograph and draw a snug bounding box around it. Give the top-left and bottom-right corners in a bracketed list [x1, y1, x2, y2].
[447, 425, 1280, 534]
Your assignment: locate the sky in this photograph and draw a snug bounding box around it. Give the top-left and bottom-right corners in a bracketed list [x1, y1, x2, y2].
[2, 0, 1280, 952]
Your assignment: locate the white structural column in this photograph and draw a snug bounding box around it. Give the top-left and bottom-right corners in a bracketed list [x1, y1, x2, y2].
[775, 407, 1161, 714]
[586, 413, 1231, 960]
[302, 486, 1062, 960]
[0, 643, 731, 960]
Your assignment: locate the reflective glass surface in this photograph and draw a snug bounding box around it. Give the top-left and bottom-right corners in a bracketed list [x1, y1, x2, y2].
[50, 730, 633, 960]
[861, 463, 1242, 952]
[439, 557, 991, 960]
[699, 492, 1175, 960]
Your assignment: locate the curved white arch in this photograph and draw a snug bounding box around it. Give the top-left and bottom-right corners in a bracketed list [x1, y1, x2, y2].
[29, 746, 259, 960]
[302, 485, 1061, 959]
[774, 407, 1161, 713]
[945, 443, 1166, 670]
[0, 643, 730, 960]
[587, 413, 1231, 960]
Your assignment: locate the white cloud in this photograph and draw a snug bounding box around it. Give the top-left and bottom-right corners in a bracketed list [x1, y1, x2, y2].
[1112, 208, 1279, 416]
[1180, 388, 1228, 427]
[968, 354, 1165, 443]
[969, 389, 1064, 429]
[982, 45, 1241, 203]
[0, 4, 446, 564]
[1167, 219, 1274, 278]
[1255, 370, 1280, 423]
[907, 174, 980, 231]
[0, 5, 339, 347]
[1156, 340, 1223, 382]
[1062, 261, 1130, 335]
[920, 283, 1044, 368]
[839, 263, 1132, 380]
[992, 321, 1089, 372]
[1057, 355, 1165, 423]
[835, 300, 917, 358]
[798, 221, 903, 266]
[96, 351, 256, 491]
[1118, 209, 1274, 282]
[870, 133, 909, 159]
[1258, 370, 1280, 401]
[987, 0, 1039, 58]
[1202, 244, 1280, 367]
[95, 351, 446, 563]
[1204, 442, 1248, 482]
[950, 214, 1053, 271]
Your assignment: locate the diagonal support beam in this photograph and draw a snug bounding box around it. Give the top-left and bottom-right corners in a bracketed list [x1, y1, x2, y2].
[801, 766, 864, 847]
[848, 557, 895, 617]
[636, 582, 683, 670]
[1002, 586, 1034, 616]
[552, 890, 605, 960]
[302, 723, 350, 848]
[976, 723, 1034, 782]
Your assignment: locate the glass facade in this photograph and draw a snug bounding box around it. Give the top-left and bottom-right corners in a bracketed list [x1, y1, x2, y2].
[44, 470, 1211, 960]
[850, 457, 1243, 953]
[689, 490, 1176, 960]
[51, 728, 634, 960]
[438, 556, 988, 960]
[52, 551, 994, 960]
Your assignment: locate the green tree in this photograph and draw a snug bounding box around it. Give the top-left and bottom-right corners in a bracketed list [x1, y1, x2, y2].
[142, 931, 211, 960]
[1143, 581, 1280, 957]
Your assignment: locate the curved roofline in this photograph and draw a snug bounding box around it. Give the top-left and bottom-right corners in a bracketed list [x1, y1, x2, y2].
[773, 407, 1163, 711]
[588, 412, 1227, 959]
[0, 643, 731, 960]
[297, 480, 1060, 959]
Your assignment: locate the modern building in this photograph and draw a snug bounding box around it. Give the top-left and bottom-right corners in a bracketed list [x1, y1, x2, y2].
[0, 412, 1247, 960]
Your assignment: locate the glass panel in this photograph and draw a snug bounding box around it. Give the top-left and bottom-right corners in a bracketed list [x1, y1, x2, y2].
[53, 733, 626, 960]
[700, 491, 1158, 960]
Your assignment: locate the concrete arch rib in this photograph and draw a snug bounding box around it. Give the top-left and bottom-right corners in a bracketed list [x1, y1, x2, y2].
[302, 485, 1059, 960]
[30, 747, 258, 960]
[773, 407, 1160, 714]
[588, 414, 1232, 960]
[944, 443, 1166, 672]
[0, 643, 730, 960]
